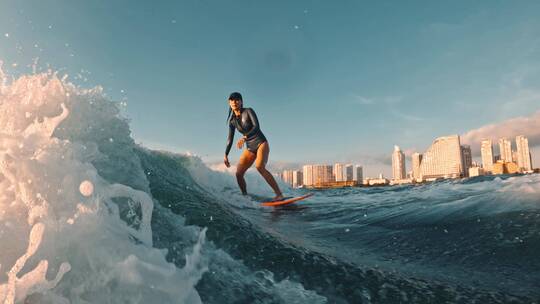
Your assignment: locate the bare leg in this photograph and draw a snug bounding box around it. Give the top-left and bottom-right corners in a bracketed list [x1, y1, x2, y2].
[236, 149, 256, 195]
[255, 142, 283, 200]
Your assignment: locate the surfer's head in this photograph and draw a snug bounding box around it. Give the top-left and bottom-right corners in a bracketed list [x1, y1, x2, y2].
[227, 92, 243, 122]
[228, 92, 243, 109]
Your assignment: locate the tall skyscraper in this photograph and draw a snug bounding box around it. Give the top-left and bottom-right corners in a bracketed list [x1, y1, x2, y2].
[302, 165, 314, 186]
[411, 152, 422, 180]
[498, 138, 512, 162]
[420, 135, 464, 179]
[392, 145, 406, 180]
[304, 164, 334, 186]
[344, 164, 354, 181]
[481, 139, 494, 173]
[333, 163, 344, 182]
[460, 145, 472, 176]
[516, 135, 532, 172]
[355, 165, 363, 182]
[314, 165, 334, 184]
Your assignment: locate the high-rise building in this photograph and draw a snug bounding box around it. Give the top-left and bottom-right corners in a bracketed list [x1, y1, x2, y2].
[355, 165, 363, 182]
[392, 145, 406, 180]
[499, 138, 512, 162]
[344, 164, 354, 181]
[481, 139, 494, 173]
[333, 163, 344, 182]
[411, 152, 422, 180]
[460, 145, 472, 176]
[420, 135, 464, 179]
[304, 164, 334, 186]
[516, 135, 532, 172]
[302, 165, 314, 187]
[292, 170, 303, 188]
[314, 165, 334, 184]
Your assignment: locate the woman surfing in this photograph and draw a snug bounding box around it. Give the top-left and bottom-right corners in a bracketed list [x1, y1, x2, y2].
[223, 92, 284, 201]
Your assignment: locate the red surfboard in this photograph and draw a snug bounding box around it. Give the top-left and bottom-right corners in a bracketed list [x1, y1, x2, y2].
[261, 193, 313, 207]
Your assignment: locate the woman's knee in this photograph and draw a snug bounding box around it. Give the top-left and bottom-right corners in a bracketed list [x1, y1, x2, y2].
[255, 163, 266, 173]
[236, 169, 245, 178]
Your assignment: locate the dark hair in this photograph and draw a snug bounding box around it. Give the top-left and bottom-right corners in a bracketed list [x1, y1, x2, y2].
[226, 92, 243, 123]
[228, 92, 243, 101]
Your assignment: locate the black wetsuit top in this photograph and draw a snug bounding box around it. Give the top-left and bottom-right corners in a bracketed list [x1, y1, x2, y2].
[226, 107, 267, 155]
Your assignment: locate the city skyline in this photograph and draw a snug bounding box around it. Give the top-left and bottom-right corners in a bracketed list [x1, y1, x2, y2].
[280, 133, 536, 186]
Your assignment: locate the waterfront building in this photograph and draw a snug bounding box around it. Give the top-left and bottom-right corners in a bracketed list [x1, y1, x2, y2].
[468, 166, 484, 177]
[390, 178, 413, 185]
[506, 162, 520, 174]
[392, 145, 406, 180]
[460, 145, 472, 177]
[516, 135, 532, 172]
[333, 163, 344, 182]
[366, 177, 389, 186]
[313, 165, 334, 185]
[411, 152, 422, 180]
[292, 170, 303, 188]
[419, 135, 464, 179]
[344, 164, 354, 181]
[499, 138, 512, 162]
[303, 164, 333, 186]
[355, 165, 363, 182]
[492, 161, 520, 175]
[481, 139, 494, 173]
[302, 165, 314, 187]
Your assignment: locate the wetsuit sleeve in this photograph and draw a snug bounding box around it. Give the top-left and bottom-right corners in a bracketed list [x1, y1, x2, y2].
[225, 121, 235, 156]
[244, 108, 261, 138]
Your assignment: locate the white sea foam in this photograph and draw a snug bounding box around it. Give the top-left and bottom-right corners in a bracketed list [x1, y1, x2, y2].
[0, 65, 206, 303]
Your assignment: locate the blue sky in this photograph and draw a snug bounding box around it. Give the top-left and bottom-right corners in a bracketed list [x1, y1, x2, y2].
[1, 0, 539, 176]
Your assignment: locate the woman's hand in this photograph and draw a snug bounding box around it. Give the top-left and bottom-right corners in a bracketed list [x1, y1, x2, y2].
[224, 155, 230, 168]
[236, 137, 246, 149]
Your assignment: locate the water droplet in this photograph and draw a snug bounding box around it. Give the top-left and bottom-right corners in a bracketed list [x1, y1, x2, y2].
[79, 180, 94, 197]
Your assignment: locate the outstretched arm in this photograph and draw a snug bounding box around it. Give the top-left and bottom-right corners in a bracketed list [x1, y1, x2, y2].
[244, 108, 261, 138]
[225, 122, 235, 156]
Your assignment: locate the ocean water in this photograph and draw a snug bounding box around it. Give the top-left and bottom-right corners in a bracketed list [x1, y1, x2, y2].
[0, 69, 539, 303]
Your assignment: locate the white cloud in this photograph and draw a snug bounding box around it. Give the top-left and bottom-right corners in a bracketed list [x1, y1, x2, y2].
[461, 110, 540, 156]
[389, 109, 425, 122]
[351, 95, 374, 105]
